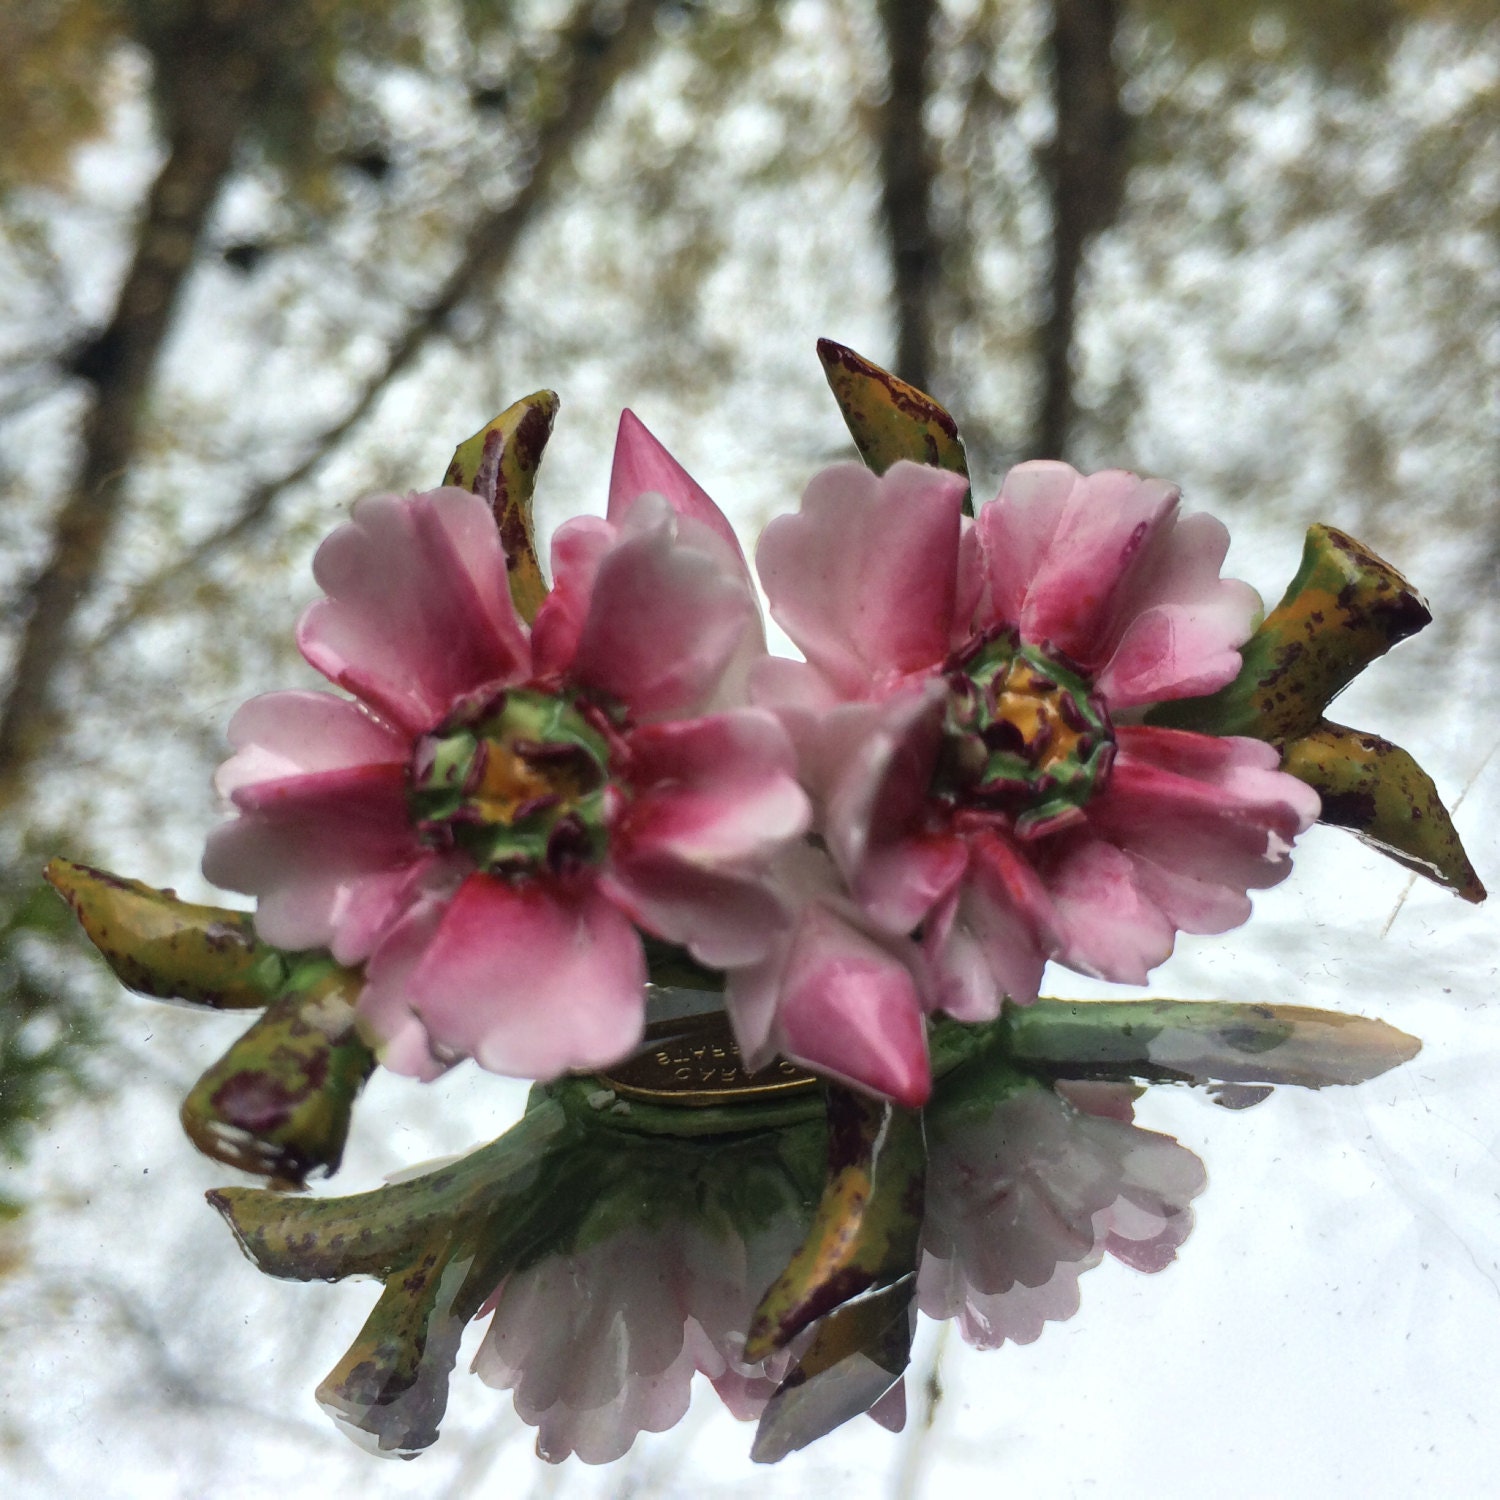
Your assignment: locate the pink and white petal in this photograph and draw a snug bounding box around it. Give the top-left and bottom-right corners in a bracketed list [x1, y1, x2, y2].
[202, 764, 421, 956]
[1019, 470, 1181, 667]
[938, 830, 1056, 1011]
[924, 892, 1004, 1022]
[977, 460, 1081, 629]
[405, 875, 647, 1078]
[724, 954, 782, 1069]
[599, 860, 787, 969]
[1093, 726, 1320, 890]
[356, 892, 456, 1081]
[334, 846, 468, 967]
[1041, 833, 1177, 984]
[856, 831, 968, 936]
[213, 690, 408, 800]
[568, 494, 757, 721]
[618, 711, 809, 868]
[724, 843, 912, 1068]
[748, 653, 843, 718]
[1122, 852, 1252, 936]
[608, 409, 747, 572]
[953, 516, 987, 646]
[747, 655, 849, 807]
[530, 516, 616, 681]
[757, 460, 967, 698]
[824, 679, 947, 888]
[1095, 512, 1261, 708]
[297, 488, 531, 735]
[773, 902, 932, 1107]
[926, 1255, 1092, 1351]
[753, 690, 891, 825]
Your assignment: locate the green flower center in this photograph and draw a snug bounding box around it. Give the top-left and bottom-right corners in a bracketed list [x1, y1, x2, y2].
[934, 630, 1114, 838]
[409, 688, 614, 877]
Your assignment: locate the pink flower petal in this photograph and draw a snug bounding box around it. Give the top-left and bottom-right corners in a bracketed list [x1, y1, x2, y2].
[773, 902, 932, 1107]
[567, 494, 757, 720]
[356, 890, 457, 1081]
[1091, 726, 1320, 891]
[297, 488, 531, 736]
[1095, 512, 1261, 707]
[213, 690, 408, 800]
[979, 464, 1181, 670]
[1120, 853, 1253, 936]
[856, 831, 969, 937]
[723, 952, 781, 1066]
[618, 711, 810, 868]
[977, 460, 1080, 629]
[1041, 833, 1178, 984]
[953, 516, 986, 647]
[757, 460, 966, 698]
[600, 860, 786, 968]
[530, 515, 615, 681]
[608, 409, 747, 571]
[202, 764, 424, 959]
[823, 680, 946, 893]
[938, 831, 1054, 1010]
[405, 875, 647, 1078]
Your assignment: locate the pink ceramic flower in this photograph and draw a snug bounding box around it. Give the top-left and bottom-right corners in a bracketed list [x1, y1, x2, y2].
[204, 414, 809, 1080]
[918, 1080, 1206, 1348]
[756, 460, 1320, 1054]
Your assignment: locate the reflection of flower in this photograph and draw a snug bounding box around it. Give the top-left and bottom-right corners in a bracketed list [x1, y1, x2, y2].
[474, 1191, 806, 1462]
[204, 415, 808, 1080]
[755, 460, 1321, 1091]
[918, 1079, 1206, 1348]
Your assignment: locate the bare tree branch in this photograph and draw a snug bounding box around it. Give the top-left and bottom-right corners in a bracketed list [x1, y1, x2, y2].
[879, 0, 941, 395]
[0, 0, 300, 807]
[97, 0, 667, 650]
[1034, 0, 1130, 459]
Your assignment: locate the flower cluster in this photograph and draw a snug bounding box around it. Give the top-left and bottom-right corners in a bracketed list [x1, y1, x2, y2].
[205, 418, 1319, 1106]
[53, 362, 1452, 1471]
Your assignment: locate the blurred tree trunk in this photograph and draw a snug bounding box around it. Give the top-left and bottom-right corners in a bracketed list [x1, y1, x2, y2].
[0, 0, 299, 809]
[1034, 0, 1130, 459]
[879, 0, 940, 395]
[0, 0, 669, 803]
[97, 0, 668, 645]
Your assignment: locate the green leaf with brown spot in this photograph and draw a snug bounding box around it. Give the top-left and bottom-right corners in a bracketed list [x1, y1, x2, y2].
[208, 1097, 586, 1279]
[743, 1087, 925, 1362]
[315, 1223, 506, 1457]
[1149, 523, 1431, 744]
[442, 391, 558, 624]
[210, 1101, 604, 1455]
[43, 857, 291, 1009]
[181, 960, 375, 1187]
[817, 339, 969, 505]
[1283, 720, 1486, 902]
